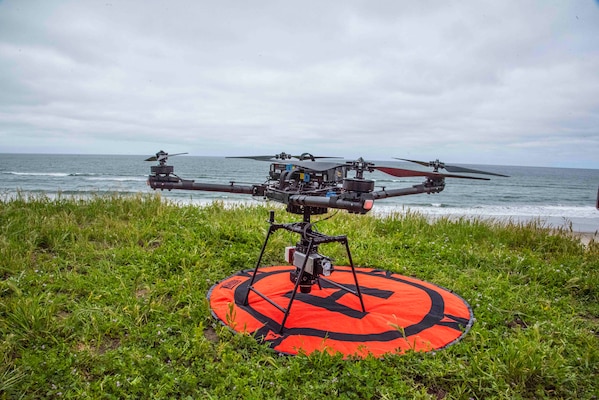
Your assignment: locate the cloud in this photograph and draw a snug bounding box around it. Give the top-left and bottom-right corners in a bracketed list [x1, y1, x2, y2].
[0, 0, 598, 167]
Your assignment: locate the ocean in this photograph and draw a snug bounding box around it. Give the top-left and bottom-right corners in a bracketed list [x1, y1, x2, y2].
[1, 153, 598, 233]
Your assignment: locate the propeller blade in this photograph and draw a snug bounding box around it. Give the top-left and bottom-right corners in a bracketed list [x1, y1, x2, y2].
[375, 166, 490, 180]
[228, 155, 277, 161]
[441, 164, 508, 177]
[394, 158, 430, 168]
[145, 152, 188, 162]
[297, 156, 342, 160]
[394, 158, 508, 177]
[229, 154, 341, 162]
[293, 153, 342, 161]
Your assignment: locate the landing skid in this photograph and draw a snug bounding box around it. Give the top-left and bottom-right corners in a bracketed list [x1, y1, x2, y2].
[242, 209, 366, 333]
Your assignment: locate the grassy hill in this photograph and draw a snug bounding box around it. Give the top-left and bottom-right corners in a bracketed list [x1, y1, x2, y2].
[1, 195, 598, 399]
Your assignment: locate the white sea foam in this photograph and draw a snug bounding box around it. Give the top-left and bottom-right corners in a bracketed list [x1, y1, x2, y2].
[4, 171, 70, 177]
[371, 204, 599, 232]
[86, 176, 147, 182]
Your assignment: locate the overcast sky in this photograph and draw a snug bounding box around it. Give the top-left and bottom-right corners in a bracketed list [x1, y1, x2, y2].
[1, 1, 598, 168]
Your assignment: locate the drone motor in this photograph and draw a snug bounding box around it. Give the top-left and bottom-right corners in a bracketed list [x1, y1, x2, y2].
[343, 178, 375, 193]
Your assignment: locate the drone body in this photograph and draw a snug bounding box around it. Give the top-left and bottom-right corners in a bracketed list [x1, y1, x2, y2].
[147, 151, 505, 217]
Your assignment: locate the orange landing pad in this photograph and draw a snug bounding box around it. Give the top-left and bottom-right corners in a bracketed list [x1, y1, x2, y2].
[208, 266, 473, 358]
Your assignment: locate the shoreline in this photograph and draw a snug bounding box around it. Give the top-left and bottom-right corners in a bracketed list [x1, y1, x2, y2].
[5, 193, 598, 242]
[164, 197, 599, 244]
[565, 231, 597, 246]
[155, 196, 599, 234]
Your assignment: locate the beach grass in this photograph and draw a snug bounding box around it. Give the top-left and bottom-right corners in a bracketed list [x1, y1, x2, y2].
[1, 194, 598, 399]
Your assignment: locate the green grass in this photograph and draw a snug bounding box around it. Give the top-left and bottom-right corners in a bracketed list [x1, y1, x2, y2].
[1, 194, 598, 399]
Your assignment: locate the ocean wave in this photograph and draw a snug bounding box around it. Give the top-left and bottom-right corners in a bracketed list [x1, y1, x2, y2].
[68, 173, 101, 177]
[2, 171, 146, 182]
[86, 176, 147, 182]
[373, 204, 599, 218]
[371, 204, 599, 232]
[3, 171, 70, 177]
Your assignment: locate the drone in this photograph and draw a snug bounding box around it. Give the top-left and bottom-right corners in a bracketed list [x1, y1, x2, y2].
[146, 150, 507, 332]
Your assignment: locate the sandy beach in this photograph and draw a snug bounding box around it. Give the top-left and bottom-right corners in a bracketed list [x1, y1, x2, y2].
[571, 231, 597, 246]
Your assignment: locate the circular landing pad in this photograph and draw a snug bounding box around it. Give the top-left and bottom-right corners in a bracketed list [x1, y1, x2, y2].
[208, 266, 473, 358]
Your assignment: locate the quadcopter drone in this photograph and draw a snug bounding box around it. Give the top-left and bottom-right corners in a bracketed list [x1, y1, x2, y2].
[147, 150, 506, 217]
[146, 150, 507, 332]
